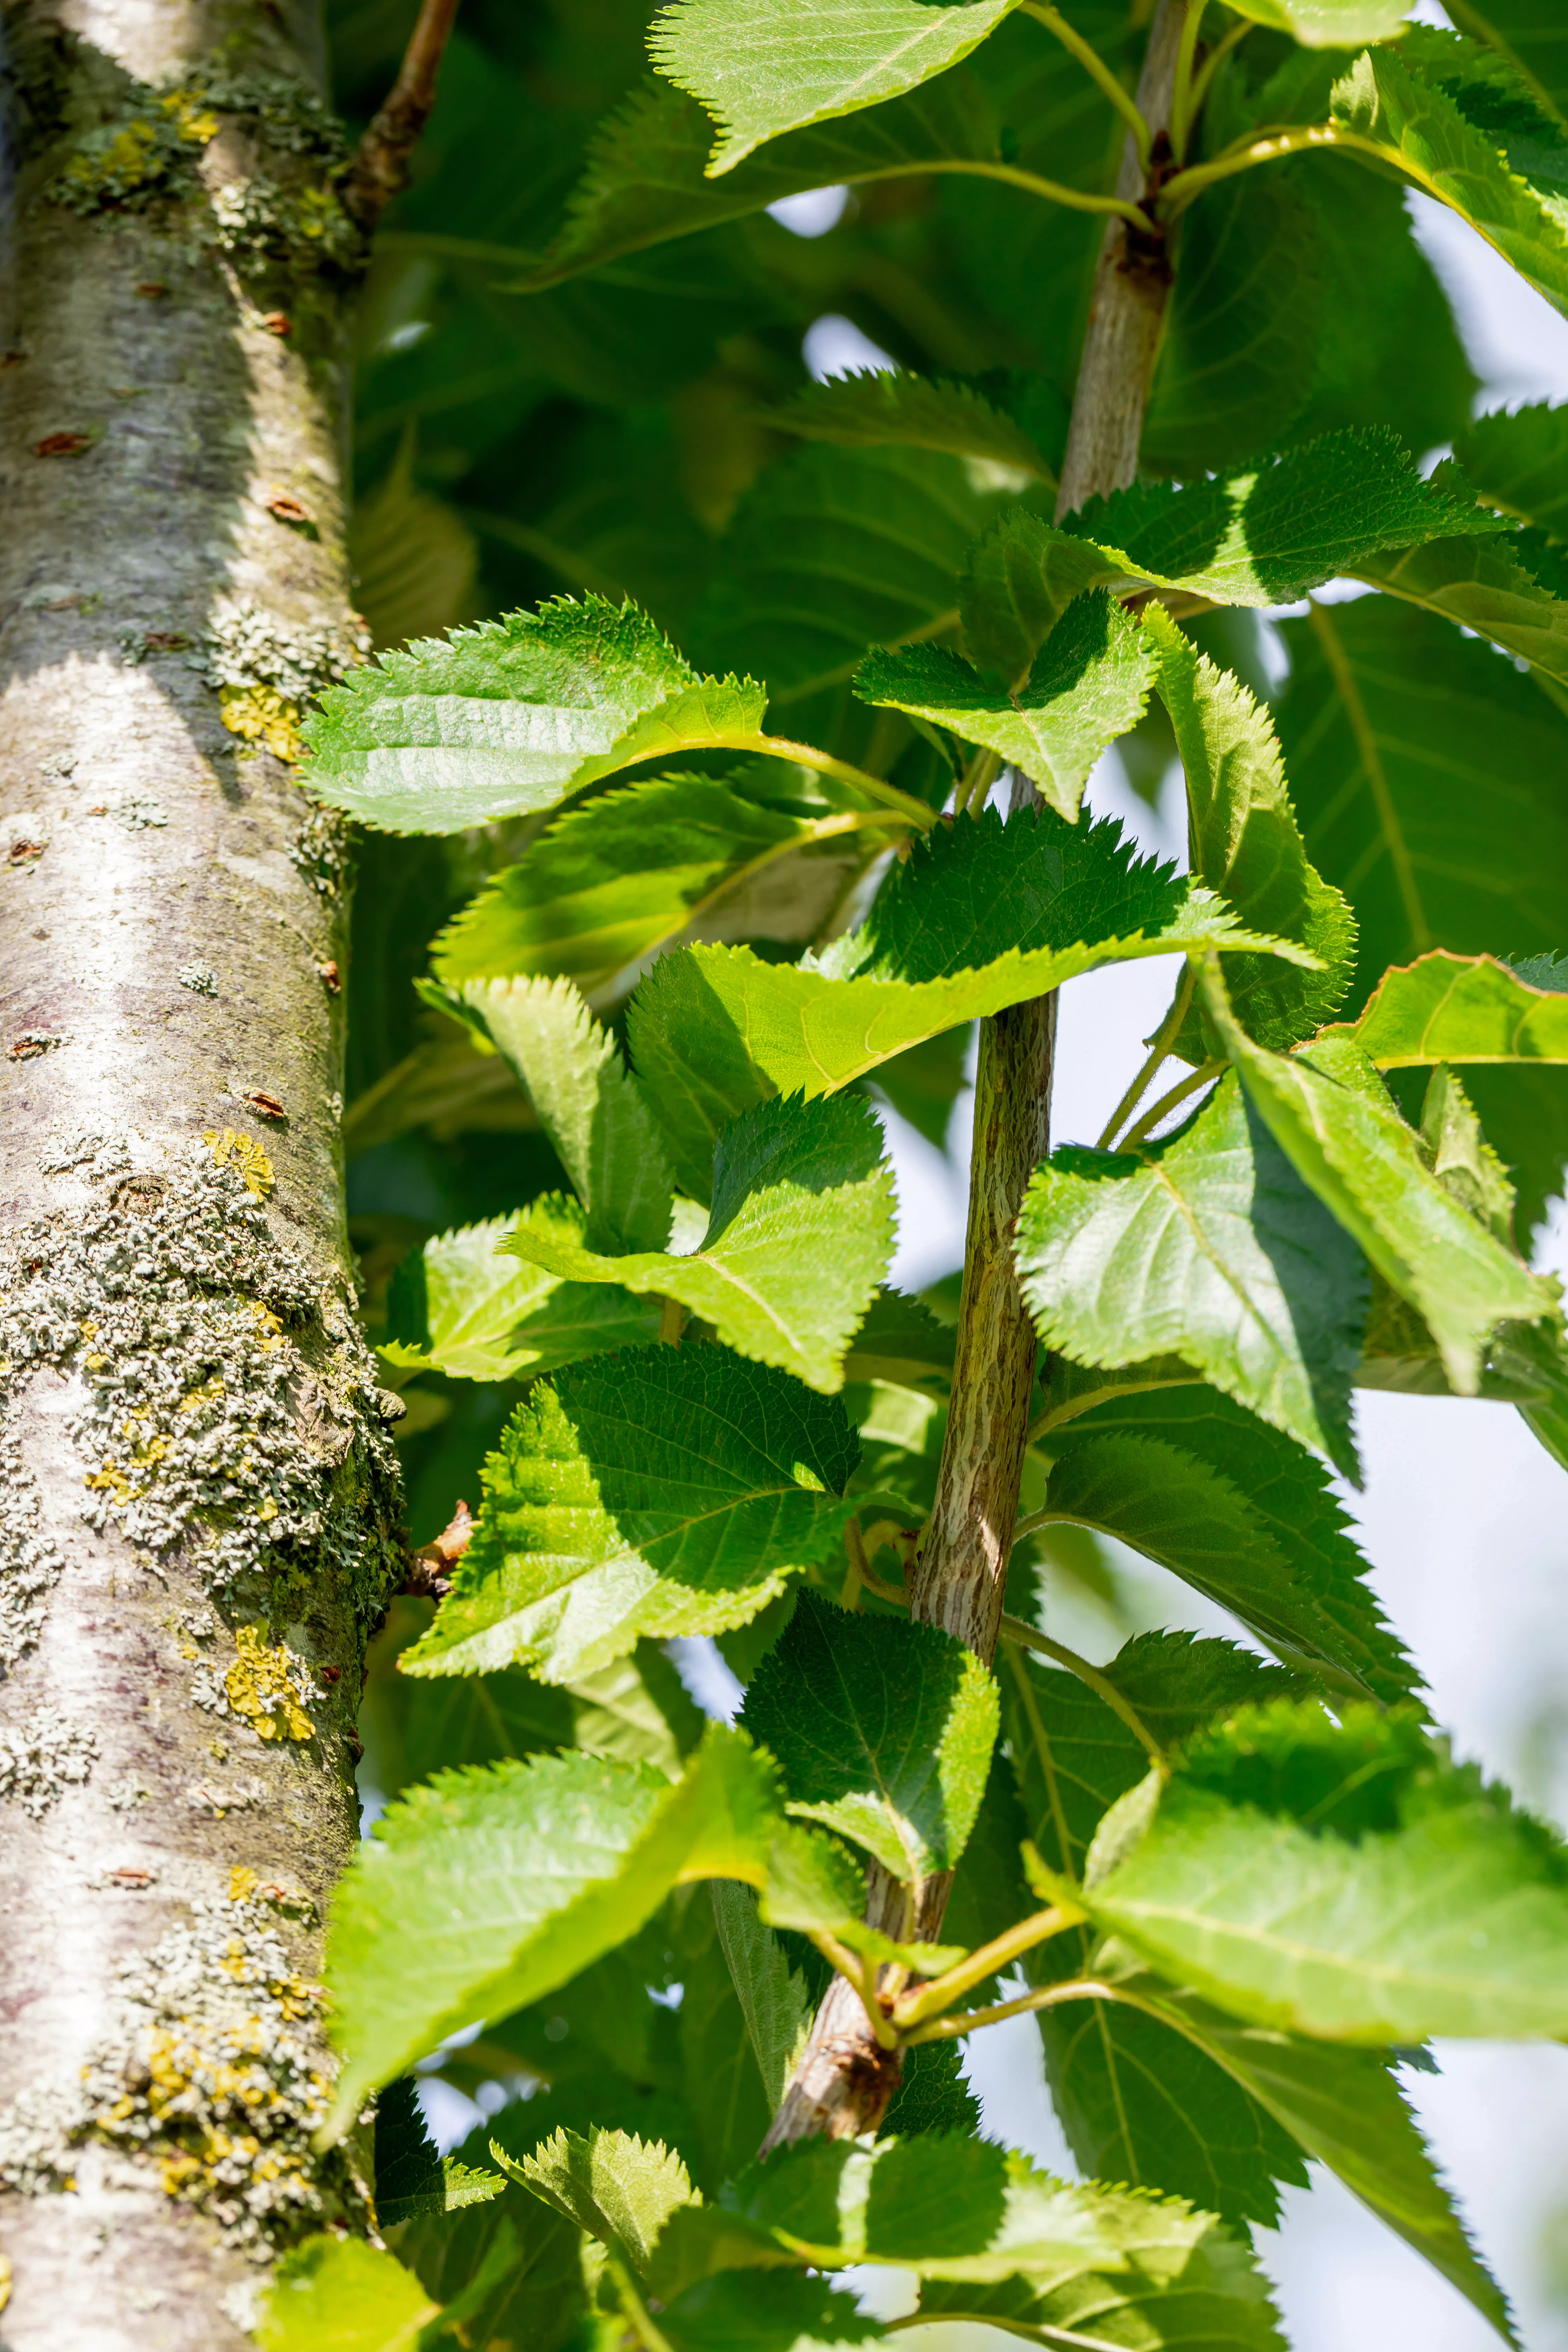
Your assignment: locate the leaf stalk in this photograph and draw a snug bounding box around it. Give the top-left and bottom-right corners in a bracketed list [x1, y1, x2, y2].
[1021, 3, 1154, 176]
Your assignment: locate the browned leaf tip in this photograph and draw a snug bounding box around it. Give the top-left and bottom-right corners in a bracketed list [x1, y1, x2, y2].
[35, 431, 92, 458]
[106, 1865, 156, 1889]
[403, 1498, 474, 1598]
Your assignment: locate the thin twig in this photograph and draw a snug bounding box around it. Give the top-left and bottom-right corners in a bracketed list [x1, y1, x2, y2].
[1165, 0, 1209, 160]
[1119, 1058, 1222, 1148]
[1094, 963, 1197, 1148]
[344, 0, 463, 230]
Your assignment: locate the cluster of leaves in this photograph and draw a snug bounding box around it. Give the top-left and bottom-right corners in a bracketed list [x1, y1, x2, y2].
[299, 0, 1568, 2345]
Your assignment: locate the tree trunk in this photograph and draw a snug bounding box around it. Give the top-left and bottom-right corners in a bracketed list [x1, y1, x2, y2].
[762, 0, 1187, 2156]
[0, 7, 400, 2343]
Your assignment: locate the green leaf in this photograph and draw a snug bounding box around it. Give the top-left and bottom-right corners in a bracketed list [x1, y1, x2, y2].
[1048, 1386, 1416, 1706]
[1016, 1071, 1369, 1475]
[1145, 604, 1354, 1051]
[1142, 174, 1322, 478]
[1202, 964, 1559, 1396]
[1278, 594, 1568, 1236]
[1335, 947, 1568, 1069]
[765, 367, 1052, 479]
[855, 589, 1155, 820]
[1230, 0, 1409, 38]
[1074, 1700, 1568, 2045]
[959, 429, 1505, 683]
[1456, 399, 1568, 536]
[374, 2078, 506, 2228]
[257, 2238, 440, 2351]
[677, 1894, 776, 2191]
[504, 1094, 896, 1394]
[301, 594, 773, 836]
[648, 0, 1023, 174]
[741, 1590, 999, 1879]
[659, 2272, 883, 2350]
[461, 979, 674, 1254]
[1349, 528, 1568, 683]
[689, 442, 1003, 717]
[429, 776, 821, 993]
[383, 1217, 662, 1382]
[1123, 1986, 1517, 2342]
[1447, 0, 1568, 124]
[507, 68, 1005, 289]
[652, 2137, 1283, 2349]
[498, 2125, 695, 2277]
[401, 1344, 859, 1684]
[1330, 43, 1568, 316]
[710, 1880, 813, 2112]
[326, 1724, 798, 2129]
[843, 1288, 955, 1389]
[628, 806, 1317, 1197]
[391, 2186, 584, 2352]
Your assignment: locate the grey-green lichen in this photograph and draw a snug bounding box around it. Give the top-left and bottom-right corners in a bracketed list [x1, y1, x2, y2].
[193, 601, 369, 766]
[0, 1428, 65, 1668]
[0, 1136, 402, 1662]
[289, 805, 354, 902]
[0, 1883, 369, 2252]
[45, 60, 358, 280]
[0, 1707, 98, 1816]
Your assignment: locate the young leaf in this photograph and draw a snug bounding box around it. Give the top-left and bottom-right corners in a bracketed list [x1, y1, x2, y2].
[499, 2125, 695, 2277]
[1334, 947, 1568, 1067]
[629, 807, 1317, 1197]
[710, 1880, 813, 2112]
[256, 2237, 438, 2352]
[1047, 1386, 1416, 1706]
[383, 1216, 662, 1382]
[854, 589, 1155, 820]
[765, 368, 1052, 479]
[509, 68, 1005, 289]
[1124, 1986, 1517, 2342]
[429, 776, 824, 992]
[400, 1343, 859, 1684]
[503, 1094, 896, 1394]
[959, 428, 1505, 681]
[374, 2077, 506, 2227]
[648, 0, 1023, 174]
[1144, 604, 1355, 1050]
[741, 1590, 1000, 1880]
[1074, 1701, 1568, 2043]
[1333, 42, 1568, 315]
[325, 1724, 804, 2129]
[301, 594, 774, 835]
[1016, 1072, 1369, 1475]
[460, 979, 674, 1255]
[1202, 964, 1559, 1396]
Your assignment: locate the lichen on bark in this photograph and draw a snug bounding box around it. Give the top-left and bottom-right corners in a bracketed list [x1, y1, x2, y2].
[0, 0, 400, 2340]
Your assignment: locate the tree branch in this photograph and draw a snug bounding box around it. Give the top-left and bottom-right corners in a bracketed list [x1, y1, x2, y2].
[343, 0, 463, 231]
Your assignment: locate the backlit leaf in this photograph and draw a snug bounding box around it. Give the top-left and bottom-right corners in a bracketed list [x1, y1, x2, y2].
[383, 1215, 662, 1382]
[257, 2238, 438, 2352]
[766, 368, 1052, 479]
[1335, 947, 1568, 1068]
[648, 0, 1023, 174]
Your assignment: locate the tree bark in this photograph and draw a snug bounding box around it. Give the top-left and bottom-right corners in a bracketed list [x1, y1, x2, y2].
[762, 0, 1186, 2156]
[0, 7, 400, 2343]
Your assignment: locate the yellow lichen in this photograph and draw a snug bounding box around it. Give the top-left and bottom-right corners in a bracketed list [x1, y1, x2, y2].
[203, 1127, 274, 1198]
[229, 1865, 259, 1903]
[84, 1464, 133, 1504]
[250, 1302, 286, 1350]
[224, 1625, 313, 1743]
[0, 2254, 10, 2315]
[220, 684, 302, 763]
[159, 89, 220, 142]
